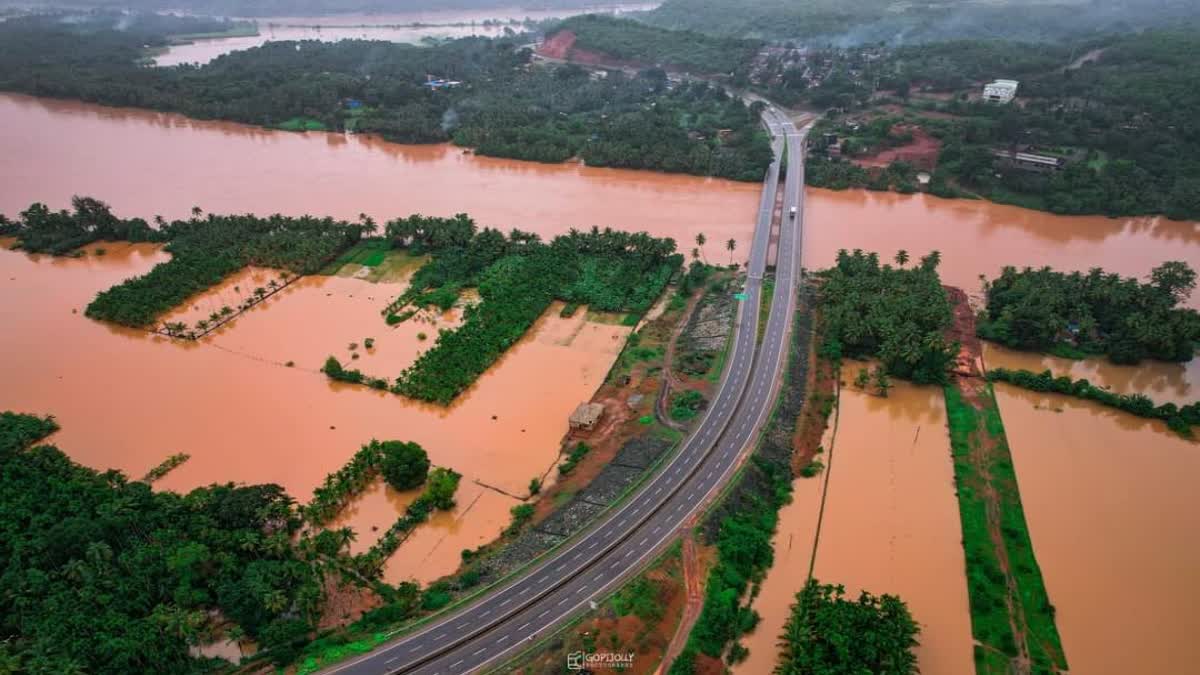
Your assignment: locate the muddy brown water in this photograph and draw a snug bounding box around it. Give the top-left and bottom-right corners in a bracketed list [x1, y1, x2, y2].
[5, 91, 1200, 639]
[803, 188, 1200, 309]
[155, 5, 658, 67]
[994, 385, 1200, 675]
[985, 342, 1200, 406]
[0, 241, 627, 584]
[735, 380, 974, 675]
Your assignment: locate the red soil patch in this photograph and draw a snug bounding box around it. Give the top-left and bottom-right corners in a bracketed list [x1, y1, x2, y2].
[944, 286, 983, 378]
[537, 30, 576, 60]
[537, 29, 643, 69]
[852, 124, 942, 170]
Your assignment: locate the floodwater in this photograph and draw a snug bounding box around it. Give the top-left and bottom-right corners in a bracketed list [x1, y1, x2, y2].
[155, 5, 658, 67]
[803, 188, 1200, 308]
[0, 240, 628, 583]
[994, 385, 1200, 675]
[0, 94, 760, 261]
[984, 342, 1200, 406]
[736, 380, 973, 675]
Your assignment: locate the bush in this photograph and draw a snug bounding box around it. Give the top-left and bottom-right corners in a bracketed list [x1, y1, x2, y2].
[379, 441, 431, 491]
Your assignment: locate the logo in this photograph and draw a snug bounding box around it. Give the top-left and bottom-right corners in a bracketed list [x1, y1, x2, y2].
[567, 650, 635, 671]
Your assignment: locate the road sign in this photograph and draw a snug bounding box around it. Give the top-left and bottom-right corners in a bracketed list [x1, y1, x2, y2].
[734, 292, 747, 301]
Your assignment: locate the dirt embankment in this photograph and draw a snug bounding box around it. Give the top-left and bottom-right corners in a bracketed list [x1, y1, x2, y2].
[943, 286, 1067, 675]
[536, 29, 644, 70]
[851, 124, 942, 171]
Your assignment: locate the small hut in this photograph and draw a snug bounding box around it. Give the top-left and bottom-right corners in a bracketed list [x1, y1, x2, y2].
[569, 402, 605, 431]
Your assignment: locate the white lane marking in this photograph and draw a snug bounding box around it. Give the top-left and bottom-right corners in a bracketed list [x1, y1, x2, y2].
[451, 660, 463, 670]
[480, 610, 491, 618]
[473, 647, 486, 656]
[558, 597, 569, 606]
[538, 610, 550, 619]
[500, 598, 512, 607]
[386, 657, 398, 664]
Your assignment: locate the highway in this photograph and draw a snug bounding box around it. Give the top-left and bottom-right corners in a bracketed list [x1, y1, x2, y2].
[328, 108, 807, 675]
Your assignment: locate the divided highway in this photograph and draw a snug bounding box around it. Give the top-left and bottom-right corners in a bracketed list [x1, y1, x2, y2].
[329, 109, 807, 675]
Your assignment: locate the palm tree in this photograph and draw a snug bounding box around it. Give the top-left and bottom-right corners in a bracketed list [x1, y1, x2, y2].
[191, 206, 203, 218]
[894, 250, 909, 268]
[695, 232, 708, 263]
[691, 247, 700, 262]
[726, 238, 737, 265]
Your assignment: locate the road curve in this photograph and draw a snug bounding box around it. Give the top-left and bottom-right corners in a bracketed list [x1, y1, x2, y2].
[327, 109, 807, 675]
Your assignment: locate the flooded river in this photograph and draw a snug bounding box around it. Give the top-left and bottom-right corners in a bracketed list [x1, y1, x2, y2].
[154, 5, 658, 67]
[4, 90, 1200, 643]
[803, 188, 1200, 308]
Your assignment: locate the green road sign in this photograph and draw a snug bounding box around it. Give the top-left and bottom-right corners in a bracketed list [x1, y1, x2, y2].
[734, 292, 747, 301]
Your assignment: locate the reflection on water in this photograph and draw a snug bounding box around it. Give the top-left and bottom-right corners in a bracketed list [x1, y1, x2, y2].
[736, 379, 972, 675]
[984, 342, 1200, 406]
[995, 385, 1200, 675]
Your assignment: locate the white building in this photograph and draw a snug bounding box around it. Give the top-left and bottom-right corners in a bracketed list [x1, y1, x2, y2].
[983, 79, 1019, 104]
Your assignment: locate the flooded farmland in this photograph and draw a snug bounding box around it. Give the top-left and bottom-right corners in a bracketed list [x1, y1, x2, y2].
[0, 241, 627, 583]
[4, 86, 1200, 663]
[994, 384, 1200, 675]
[985, 342, 1200, 406]
[736, 381, 973, 675]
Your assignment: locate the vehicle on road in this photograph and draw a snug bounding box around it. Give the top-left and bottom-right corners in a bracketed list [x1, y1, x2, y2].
[789, 206, 798, 219]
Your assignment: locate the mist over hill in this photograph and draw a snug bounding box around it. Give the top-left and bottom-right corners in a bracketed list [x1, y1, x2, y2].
[1, 0, 636, 18]
[644, 0, 1200, 44]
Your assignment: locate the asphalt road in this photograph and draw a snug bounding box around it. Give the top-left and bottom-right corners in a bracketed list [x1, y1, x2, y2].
[328, 109, 807, 675]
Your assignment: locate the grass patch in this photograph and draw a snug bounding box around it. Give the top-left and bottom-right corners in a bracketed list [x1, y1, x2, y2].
[278, 117, 327, 132]
[943, 383, 1067, 674]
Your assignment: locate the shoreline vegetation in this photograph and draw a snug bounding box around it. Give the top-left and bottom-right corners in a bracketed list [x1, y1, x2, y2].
[977, 262, 1200, 366]
[0, 411, 466, 673]
[986, 367, 1200, 438]
[0, 11, 773, 183]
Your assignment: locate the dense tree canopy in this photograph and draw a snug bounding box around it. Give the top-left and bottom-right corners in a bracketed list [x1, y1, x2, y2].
[777, 579, 919, 675]
[379, 441, 431, 491]
[0, 412, 331, 672]
[818, 249, 956, 384]
[0, 12, 772, 182]
[979, 262, 1200, 364]
[387, 215, 681, 403]
[76, 201, 366, 328]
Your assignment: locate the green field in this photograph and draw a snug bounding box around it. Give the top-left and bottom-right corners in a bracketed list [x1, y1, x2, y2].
[278, 117, 328, 132]
[322, 240, 429, 283]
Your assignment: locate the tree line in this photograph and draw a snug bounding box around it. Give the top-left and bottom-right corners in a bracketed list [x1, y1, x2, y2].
[776, 580, 919, 674]
[384, 215, 681, 404]
[0, 12, 772, 182]
[987, 367, 1200, 437]
[0, 412, 330, 671]
[817, 249, 956, 384]
[979, 261, 1200, 364]
[1, 196, 367, 329]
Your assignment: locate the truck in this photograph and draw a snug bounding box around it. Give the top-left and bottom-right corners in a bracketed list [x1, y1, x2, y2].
[789, 206, 797, 219]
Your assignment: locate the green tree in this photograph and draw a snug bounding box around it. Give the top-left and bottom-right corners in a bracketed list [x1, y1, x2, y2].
[378, 441, 430, 491]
